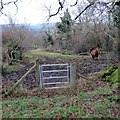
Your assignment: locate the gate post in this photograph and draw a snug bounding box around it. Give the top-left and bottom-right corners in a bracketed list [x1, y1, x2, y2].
[70, 63, 77, 89]
[35, 59, 40, 88]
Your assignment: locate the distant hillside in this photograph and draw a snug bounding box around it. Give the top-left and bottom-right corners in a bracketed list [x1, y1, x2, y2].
[1, 23, 56, 32]
[30, 23, 55, 31]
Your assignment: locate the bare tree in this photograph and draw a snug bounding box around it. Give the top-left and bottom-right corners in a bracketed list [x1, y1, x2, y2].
[0, 0, 21, 16]
[0, 0, 119, 21]
[2, 16, 40, 64]
[48, 0, 119, 20]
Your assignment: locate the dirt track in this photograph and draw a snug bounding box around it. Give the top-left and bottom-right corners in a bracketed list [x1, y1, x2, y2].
[2, 52, 119, 89]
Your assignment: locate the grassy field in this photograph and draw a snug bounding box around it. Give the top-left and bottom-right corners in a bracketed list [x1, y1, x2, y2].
[24, 49, 82, 61]
[2, 80, 119, 118]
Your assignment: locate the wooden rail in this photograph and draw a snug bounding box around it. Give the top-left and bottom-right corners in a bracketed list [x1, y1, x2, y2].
[2, 60, 37, 97]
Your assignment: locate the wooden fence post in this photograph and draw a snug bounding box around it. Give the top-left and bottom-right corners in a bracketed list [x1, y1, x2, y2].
[35, 59, 40, 88]
[70, 63, 77, 89]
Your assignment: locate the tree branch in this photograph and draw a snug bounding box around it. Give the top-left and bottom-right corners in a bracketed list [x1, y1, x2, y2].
[49, 7, 61, 18]
[0, 0, 20, 16]
[58, 0, 63, 10]
[49, 0, 64, 18]
[98, 1, 119, 22]
[74, 2, 94, 20]
[0, 0, 3, 10]
[103, 30, 117, 44]
[70, 0, 78, 7]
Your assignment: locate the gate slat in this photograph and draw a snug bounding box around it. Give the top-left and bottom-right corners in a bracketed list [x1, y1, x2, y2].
[45, 86, 69, 89]
[43, 76, 68, 79]
[43, 82, 69, 85]
[42, 70, 68, 73]
[41, 63, 68, 67]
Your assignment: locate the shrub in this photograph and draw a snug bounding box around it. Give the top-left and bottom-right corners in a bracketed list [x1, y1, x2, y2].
[99, 65, 119, 84]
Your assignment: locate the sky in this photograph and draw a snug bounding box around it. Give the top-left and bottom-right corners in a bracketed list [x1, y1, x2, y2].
[0, 0, 81, 25]
[0, 0, 112, 25]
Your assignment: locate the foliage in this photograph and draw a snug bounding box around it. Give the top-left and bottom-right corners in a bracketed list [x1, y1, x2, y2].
[44, 31, 54, 47]
[99, 65, 119, 84]
[113, 3, 120, 55]
[107, 68, 119, 83]
[7, 39, 17, 49]
[113, 5, 120, 29]
[108, 95, 120, 103]
[4, 37, 24, 65]
[55, 9, 73, 50]
[56, 9, 72, 33]
[3, 63, 24, 73]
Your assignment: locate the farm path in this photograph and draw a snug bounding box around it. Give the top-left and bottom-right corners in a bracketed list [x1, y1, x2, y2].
[2, 53, 119, 89]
